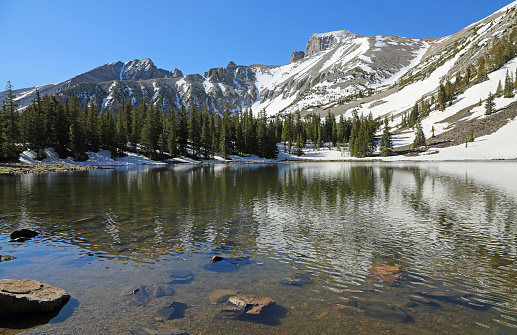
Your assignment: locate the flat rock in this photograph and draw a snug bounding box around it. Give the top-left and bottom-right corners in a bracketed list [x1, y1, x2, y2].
[279, 274, 311, 287]
[363, 301, 409, 323]
[209, 289, 238, 304]
[368, 265, 401, 282]
[129, 324, 186, 335]
[155, 302, 175, 320]
[120, 284, 175, 307]
[225, 294, 275, 315]
[0, 279, 70, 315]
[166, 268, 194, 284]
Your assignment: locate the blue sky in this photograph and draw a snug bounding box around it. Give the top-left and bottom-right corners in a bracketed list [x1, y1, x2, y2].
[0, 0, 512, 90]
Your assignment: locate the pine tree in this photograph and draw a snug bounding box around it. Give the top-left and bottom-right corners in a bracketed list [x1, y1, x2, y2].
[379, 117, 393, 157]
[167, 110, 178, 157]
[413, 121, 426, 148]
[141, 102, 160, 158]
[177, 107, 188, 156]
[496, 80, 503, 98]
[485, 92, 496, 115]
[85, 99, 100, 152]
[53, 95, 70, 158]
[69, 95, 87, 161]
[438, 83, 447, 111]
[1, 81, 20, 160]
[504, 70, 515, 98]
[219, 109, 231, 159]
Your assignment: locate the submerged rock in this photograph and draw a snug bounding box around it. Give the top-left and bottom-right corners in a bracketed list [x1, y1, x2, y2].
[209, 289, 238, 304]
[10, 229, 39, 241]
[129, 324, 186, 335]
[0, 279, 70, 315]
[363, 301, 409, 323]
[120, 284, 175, 307]
[368, 265, 401, 282]
[166, 268, 194, 284]
[155, 301, 187, 321]
[279, 274, 312, 287]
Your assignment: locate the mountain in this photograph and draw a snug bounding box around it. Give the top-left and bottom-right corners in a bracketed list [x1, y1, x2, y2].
[3, 1, 517, 135]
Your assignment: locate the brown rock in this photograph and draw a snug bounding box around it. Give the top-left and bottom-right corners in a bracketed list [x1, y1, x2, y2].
[0, 279, 70, 315]
[227, 294, 275, 315]
[368, 265, 401, 282]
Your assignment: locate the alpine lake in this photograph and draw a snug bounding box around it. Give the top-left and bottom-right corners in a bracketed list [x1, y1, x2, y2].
[1, 161, 517, 334]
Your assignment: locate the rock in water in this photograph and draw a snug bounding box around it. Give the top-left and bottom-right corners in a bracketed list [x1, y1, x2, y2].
[10, 229, 39, 240]
[211, 256, 225, 263]
[0, 279, 70, 315]
[363, 301, 409, 323]
[368, 265, 401, 282]
[0, 255, 16, 262]
[166, 268, 194, 284]
[129, 324, 186, 335]
[224, 294, 275, 315]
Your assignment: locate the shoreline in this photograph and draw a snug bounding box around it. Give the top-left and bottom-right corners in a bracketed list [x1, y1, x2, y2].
[0, 163, 100, 176]
[2, 157, 516, 176]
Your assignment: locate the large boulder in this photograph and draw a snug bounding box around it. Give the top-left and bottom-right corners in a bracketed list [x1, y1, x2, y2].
[0, 279, 70, 315]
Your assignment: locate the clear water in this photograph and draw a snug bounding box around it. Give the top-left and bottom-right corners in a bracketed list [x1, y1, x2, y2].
[0, 162, 516, 334]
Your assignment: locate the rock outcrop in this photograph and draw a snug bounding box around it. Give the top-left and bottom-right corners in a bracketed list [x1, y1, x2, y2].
[0, 279, 70, 315]
[289, 51, 305, 63]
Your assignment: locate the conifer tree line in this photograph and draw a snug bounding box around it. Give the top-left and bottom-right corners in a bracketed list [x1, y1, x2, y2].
[1, 84, 384, 161]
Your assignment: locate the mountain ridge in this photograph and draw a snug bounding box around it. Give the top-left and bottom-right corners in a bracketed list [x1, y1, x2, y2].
[2, 1, 517, 125]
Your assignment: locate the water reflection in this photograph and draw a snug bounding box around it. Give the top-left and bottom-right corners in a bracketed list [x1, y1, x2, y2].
[1, 162, 517, 333]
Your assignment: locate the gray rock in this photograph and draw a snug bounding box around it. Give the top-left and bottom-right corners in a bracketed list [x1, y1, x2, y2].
[0, 279, 70, 315]
[129, 324, 186, 335]
[289, 51, 305, 63]
[155, 302, 176, 320]
[120, 284, 175, 307]
[363, 301, 409, 323]
[166, 268, 194, 284]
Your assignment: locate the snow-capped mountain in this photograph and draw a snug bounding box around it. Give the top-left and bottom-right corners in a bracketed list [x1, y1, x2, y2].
[3, 0, 517, 128]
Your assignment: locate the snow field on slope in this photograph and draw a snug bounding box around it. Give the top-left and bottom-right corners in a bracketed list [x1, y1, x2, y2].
[389, 57, 517, 148]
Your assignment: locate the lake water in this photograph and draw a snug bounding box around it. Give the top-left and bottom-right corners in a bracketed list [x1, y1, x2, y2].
[0, 162, 517, 334]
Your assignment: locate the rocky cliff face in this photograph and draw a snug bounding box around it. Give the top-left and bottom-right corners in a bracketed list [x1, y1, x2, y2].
[290, 51, 305, 63]
[4, 2, 517, 119]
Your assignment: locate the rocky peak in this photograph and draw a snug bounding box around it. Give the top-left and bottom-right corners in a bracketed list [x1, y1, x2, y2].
[227, 61, 237, 69]
[172, 68, 184, 78]
[305, 30, 360, 57]
[290, 51, 305, 63]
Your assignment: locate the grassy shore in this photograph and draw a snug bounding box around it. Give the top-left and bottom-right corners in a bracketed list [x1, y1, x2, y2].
[0, 163, 99, 176]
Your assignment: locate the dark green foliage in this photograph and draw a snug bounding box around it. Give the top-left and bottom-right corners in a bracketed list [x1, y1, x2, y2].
[349, 113, 378, 158]
[504, 70, 515, 98]
[413, 121, 426, 148]
[379, 118, 393, 157]
[485, 92, 496, 115]
[1, 81, 20, 160]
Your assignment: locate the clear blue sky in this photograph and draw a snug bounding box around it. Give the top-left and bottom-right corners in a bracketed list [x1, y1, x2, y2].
[0, 0, 513, 90]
